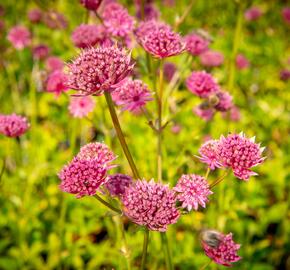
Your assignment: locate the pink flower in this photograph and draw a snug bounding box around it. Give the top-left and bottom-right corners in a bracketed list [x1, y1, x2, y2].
[186, 71, 219, 98]
[236, 54, 250, 70]
[185, 33, 209, 56]
[7, 25, 31, 50]
[69, 96, 95, 118]
[280, 69, 290, 81]
[71, 24, 106, 48]
[43, 11, 67, 29]
[174, 174, 213, 211]
[102, 3, 135, 38]
[163, 62, 176, 82]
[32, 44, 50, 60]
[135, 21, 170, 43]
[136, 4, 160, 21]
[193, 105, 214, 121]
[282, 7, 290, 24]
[105, 173, 132, 196]
[214, 91, 233, 112]
[0, 114, 29, 137]
[122, 179, 180, 231]
[217, 133, 265, 181]
[67, 46, 134, 95]
[198, 140, 222, 170]
[201, 230, 241, 266]
[244, 6, 262, 21]
[80, 0, 102, 10]
[200, 50, 224, 67]
[28, 8, 42, 23]
[45, 56, 64, 72]
[111, 78, 152, 112]
[171, 123, 182, 134]
[139, 21, 185, 58]
[229, 106, 241, 122]
[46, 70, 69, 95]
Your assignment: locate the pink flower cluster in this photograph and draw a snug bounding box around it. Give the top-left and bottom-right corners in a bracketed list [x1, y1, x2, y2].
[7, 25, 31, 50]
[185, 33, 209, 56]
[0, 114, 29, 137]
[112, 78, 152, 112]
[201, 230, 241, 266]
[199, 50, 224, 67]
[174, 174, 213, 211]
[244, 6, 262, 21]
[45, 56, 64, 72]
[28, 8, 42, 23]
[105, 173, 132, 196]
[80, 0, 102, 10]
[67, 46, 134, 95]
[69, 96, 95, 118]
[32, 44, 50, 60]
[59, 142, 116, 198]
[122, 179, 180, 231]
[236, 54, 250, 70]
[198, 140, 222, 170]
[46, 70, 69, 95]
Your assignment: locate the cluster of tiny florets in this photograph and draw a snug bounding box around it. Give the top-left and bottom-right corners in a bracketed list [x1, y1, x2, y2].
[185, 33, 209, 56]
[214, 91, 233, 112]
[46, 70, 68, 95]
[198, 139, 223, 170]
[105, 173, 132, 197]
[80, 0, 102, 10]
[122, 179, 180, 231]
[45, 56, 64, 72]
[32, 44, 50, 60]
[68, 96, 95, 118]
[7, 25, 31, 50]
[199, 50, 224, 67]
[67, 46, 134, 95]
[174, 174, 213, 211]
[112, 78, 153, 112]
[0, 114, 30, 137]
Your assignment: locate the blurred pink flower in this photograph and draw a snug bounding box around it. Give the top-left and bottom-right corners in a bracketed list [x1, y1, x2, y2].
[67, 46, 134, 95]
[28, 8, 42, 23]
[200, 50, 224, 67]
[193, 105, 214, 121]
[43, 10, 68, 29]
[236, 54, 250, 70]
[198, 139, 223, 170]
[229, 105, 241, 122]
[163, 62, 176, 82]
[80, 0, 102, 10]
[46, 70, 69, 95]
[33, 44, 50, 60]
[0, 114, 29, 137]
[280, 69, 290, 81]
[45, 56, 64, 72]
[112, 78, 152, 112]
[185, 33, 209, 56]
[7, 25, 31, 50]
[174, 174, 213, 211]
[105, 173, 132, 196]
[122, 179, 180, 232]
[186, 71, 219, 98]
[69, 96, 95, 118]
[136, 3, 160, 21]
[282, 7, 290, 24]
[201, 230, 241, 267]
[244, 6, 262, 21]
[214, 91, 233, 112]
[171, 123, 182, 134]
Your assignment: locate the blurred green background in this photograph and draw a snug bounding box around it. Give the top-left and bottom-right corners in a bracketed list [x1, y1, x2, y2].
[0, 0, 289, 269]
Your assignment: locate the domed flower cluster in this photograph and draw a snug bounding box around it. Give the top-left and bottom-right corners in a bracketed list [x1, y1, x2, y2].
[199, 50, 224, 67]
[28, 8, 42, 23]
[7, 25, 31, 50]
[122, 179, 180, 231]
[186, 71, 219, 98]
[105, 173, 132, 197]
[0, 114, 30, 138]
[163, 62, 176, 82]
[198, 140, 222, 170]
[214, 91, 233, 112]
[185, 33, 209, 56]
[244, 6, 262, 21]
[32, 44, 50, 60]
[102, 3, 135, 38]
[135, 21, 170, 43]
[46, 70, 69, 95]
[193, 105, 215, 122]
[59, 142, 116, 198]
[201, 230, 241, 267]
[282, 7, 290, 24]
[68, 96, 95, 118]
[71, 24, 107, 48]
[80, 0, 102, 10]
[112, 78, 153, 112]
[67, 46, 134, 95]
[45, 56, 64, 72]
[136, 21, 185, 58]
[174, 174, 213, 211]
[236, 54, 250, 70]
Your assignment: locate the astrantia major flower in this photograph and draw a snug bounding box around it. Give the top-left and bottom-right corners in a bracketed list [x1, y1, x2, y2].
[105, 173, 132, 197]
[199, 50, 224, 67]
[0, 114, 29, 137]
[45, 56, 64, 72]
[186, 71, 219, 98]
[185, 33, 209, 56]
[174, 174, 213, 211]
[214, 91, 233, 112]
[80, 0, 102, 10]
[32, 44, 50, 60]
[46, 70, 69, 95]
[111, 78, 153, 112]
[7, 25, 31, 50]
[236, 54, 250, 70]
[193, 105, 214, 121]
[201, 230, 241, 267]
[122, 179, 180, 231]
[244, 6, 262, 21]
[198, 139, 223, 170]
[67, 46, 134, 95]
[217, 133, 265, 181]
[68, 96, 95, 118]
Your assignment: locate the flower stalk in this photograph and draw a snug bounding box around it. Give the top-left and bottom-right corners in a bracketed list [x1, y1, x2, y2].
[94, 193, 122, 214]
[141, 228, 149, 270]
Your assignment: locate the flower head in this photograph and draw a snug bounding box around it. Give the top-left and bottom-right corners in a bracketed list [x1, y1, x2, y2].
[174, 174, 213, 211]
[201, 230, 241, 267]
[69, 96, 95, 118]
[111, 78, 152, 112]
[282, 7, 290, 24]
[28, 8, 42, 23]
[102, 3, 135, 38]
[186, 71, 219, 98]
[7, 25, 31, 50]
[80, 0, 102, 10]
[71, 24, 106, 48]
[217, 133, 265, 180]
[198, 139, 222, 170]
[33, 44, 50, 60]
[163, 62, 176, 82]
[193, 105, 214, 121]
[46, 70, 69, 95]
[122, 179, 180, 231]
[214, 91, 233, 112]
[67, 46, 134, 95]
[244, 6, 262, 21]
[200, 50, 224, 67]
[280, 69, 290, 81]
[105, 173, 132, 196]
[45, 56, 64, 72]
[236, 54, 250, 70]
[136, 3, 160, 21]
[185, 33, 209, 56]
[0, 114, 29, 137]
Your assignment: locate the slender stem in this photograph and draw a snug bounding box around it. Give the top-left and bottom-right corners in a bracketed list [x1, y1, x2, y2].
[205, 167, 210, 180]
[199, 260, 212, 270]
[117, 217, 131, 270]
[209, 170, 229, 188]
[94, 11, 103, 24]
[161, 233, 173, 270]
[104, 92, 140, 179]
[0, 158, 5, 183]
[94, 194, 122, 214]
[141, 228, 149, 270]
[174, 0, 195, 30]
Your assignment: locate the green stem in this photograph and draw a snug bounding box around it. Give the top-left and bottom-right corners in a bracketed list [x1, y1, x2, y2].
[0, 157, 5, 183]
[141, 228, 149, 270]
[174, 0, 195, 30]
[94, 194, 122, 214]
[161, 233, 173, 270]
[199, 259, 212, 270]
[209, 170, 229, 188]
[205, 167, 210, 180]
[117, 217, 131, 270]
[104, 92, 140, 179]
